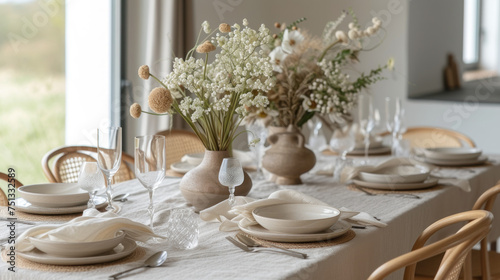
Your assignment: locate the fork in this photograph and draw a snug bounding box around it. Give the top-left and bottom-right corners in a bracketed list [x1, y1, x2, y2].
[355, 185, 421, 199]
[225, 236, 307, 259]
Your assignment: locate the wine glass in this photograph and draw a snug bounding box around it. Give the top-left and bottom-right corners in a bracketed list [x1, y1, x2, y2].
[245, 123, 268, 180]
[78, 162, 105, 209]
[358, 94, 375, 164]
[385, 97, 406, 156]
[218, 158, 244, 206]
[97, 127, 122, 212]
[329, 121, 356, 182]
[135, 135, 166, 229]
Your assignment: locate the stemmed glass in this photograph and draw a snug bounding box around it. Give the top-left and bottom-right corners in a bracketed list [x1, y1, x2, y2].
[135, 135, 166, 229]
[218, 158, 244, 206]
[385, 97, 406, 156]
[245, 123, 268, 180]
[329, 121, 356, 182]
[358, 94, 375, 164]
[78, 162, 105, 209]
[97, 127, 122, 212]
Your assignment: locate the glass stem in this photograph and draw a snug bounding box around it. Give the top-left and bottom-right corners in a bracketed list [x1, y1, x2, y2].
[106, 176, 114, 210]
[88, 190, 97, 209]
[228, 187, 236, 206]
[364, 134, 370, 163]
[148, 189, 155, 229]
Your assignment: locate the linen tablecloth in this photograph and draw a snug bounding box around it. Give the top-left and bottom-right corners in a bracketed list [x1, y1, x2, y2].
[1, 154, 500, 280]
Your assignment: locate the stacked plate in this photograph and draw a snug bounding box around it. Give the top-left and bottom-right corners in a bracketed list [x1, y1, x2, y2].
[347, 138, 391, 156]
[421, 147, 487, 166]
[239, 204, 351, 242]
[353, 165, 438, 190]
[16, 183, 107, 214]
[170, 150, 254, 174]
[19, 232, 137, 265]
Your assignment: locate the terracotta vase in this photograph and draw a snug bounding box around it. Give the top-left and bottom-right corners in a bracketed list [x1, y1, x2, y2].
[179, 150, 252, 211]
[262, 125, 316, 185]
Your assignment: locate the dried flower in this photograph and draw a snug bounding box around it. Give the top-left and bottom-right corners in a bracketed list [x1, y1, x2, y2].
[196, 41, 216, 53]
[138, 65, 150, 80]
[274, 22, 281, 28]
[129, 103, 142, 118]
[148, 87, 173, 113]
[219, 23, 231, 33]
[335, 30, 348, 43]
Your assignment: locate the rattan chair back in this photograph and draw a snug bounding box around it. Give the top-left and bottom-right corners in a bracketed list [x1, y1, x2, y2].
[155, 129, 205, 168]
[0, 172, 23, 207]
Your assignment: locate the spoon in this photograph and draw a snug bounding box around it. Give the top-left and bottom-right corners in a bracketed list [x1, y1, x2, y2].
[237, 234, 308, 259]
[112, 193, 130, 202]
[108, 251, 167, 279]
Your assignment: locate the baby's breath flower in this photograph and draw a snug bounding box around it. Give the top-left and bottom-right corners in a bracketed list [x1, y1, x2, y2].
[138, 65, 150, 80]
[129, 103, 142, 118]
[148, 87, 173, 113]
[249, 138, 260, 147]
[335, 30, 348, 43]
[202, 20, 211, 34]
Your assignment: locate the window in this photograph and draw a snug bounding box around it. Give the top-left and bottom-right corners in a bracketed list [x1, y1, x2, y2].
[463, 0, 481, 67]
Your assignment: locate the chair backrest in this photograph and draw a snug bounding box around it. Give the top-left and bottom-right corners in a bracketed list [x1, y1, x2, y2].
[155, 129, 205, 168]
[380, 126, 476, 148]
[368, 210, 492, 280]
[42, 146, 135, 184]
[0, 172, 23, 207]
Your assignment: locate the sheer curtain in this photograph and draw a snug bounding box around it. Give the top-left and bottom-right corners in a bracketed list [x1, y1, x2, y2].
[124, 0, 187, 152]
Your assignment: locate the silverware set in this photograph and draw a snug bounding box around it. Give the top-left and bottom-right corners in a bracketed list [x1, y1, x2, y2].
[226, 236, 307, 259]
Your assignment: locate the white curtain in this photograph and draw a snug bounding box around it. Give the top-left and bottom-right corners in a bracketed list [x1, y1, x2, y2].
[139, 0, 186, 135]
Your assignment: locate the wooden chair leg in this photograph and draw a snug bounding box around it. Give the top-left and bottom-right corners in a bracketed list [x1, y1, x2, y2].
[492, 241, 497, 252]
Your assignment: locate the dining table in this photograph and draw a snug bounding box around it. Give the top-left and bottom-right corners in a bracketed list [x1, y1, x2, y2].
[2, 153, 500, 280]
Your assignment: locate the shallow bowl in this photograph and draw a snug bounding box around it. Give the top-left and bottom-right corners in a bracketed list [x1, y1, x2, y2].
[252, 204, 340, 234]
[18, 183, 89, 208]
[184, 153, 204, 166]
[423, 147, 482, 160]
[29, 232, 126, 258]
[359, 165, 430, 184]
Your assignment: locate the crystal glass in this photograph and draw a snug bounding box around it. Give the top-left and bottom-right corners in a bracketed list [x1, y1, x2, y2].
[385, 97, 406, 156]
[77, 162, 105, 209]
[245, 123, 268, 180]
[135, 135, 166, 229]
[218, 158, 244, 206]
[97, 127, 122, 212]
[358, 94, 375, 163]
[330, 122, 356, 182]
[166, 208, 199, 249]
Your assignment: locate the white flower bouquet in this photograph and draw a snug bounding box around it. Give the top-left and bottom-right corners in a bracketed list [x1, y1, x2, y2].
[131, 19, 275, 151]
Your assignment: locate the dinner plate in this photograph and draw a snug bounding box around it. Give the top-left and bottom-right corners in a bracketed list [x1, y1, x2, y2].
[18, 238, 137, 265]
[359, 165, 430, 184]
[15, 196, 107, 215]
[238, 220, 351, 243]
[18, 183, 89, 207]
[354, 139, 384, 149]
[170, 161, 197, 174]
[423, 155, 488, 166]
[184, 153, 204, 166]
[423, 147, 482, 160]
[347, 146, 391, 156]
[352, 178, 438, 190]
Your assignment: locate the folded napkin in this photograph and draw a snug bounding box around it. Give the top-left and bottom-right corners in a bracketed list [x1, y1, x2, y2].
[341, 157, 471, 192]
[200, 189, 387, 231]
[16, 209, 164, 252]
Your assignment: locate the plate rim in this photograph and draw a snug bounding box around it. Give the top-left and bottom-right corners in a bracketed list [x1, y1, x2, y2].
[15, 197, 107, 214]
[347, 146, 391, 155]
[352, 178, 438, 190]
[170, 161, 197, 174]
[238, 220, 351, 242]
[18, 238, 137, 265]
[423, 147, 482, 160]
[423, 155, 487, 166]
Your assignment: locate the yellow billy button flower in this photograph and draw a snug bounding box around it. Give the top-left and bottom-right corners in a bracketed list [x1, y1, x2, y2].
[148, 87, 173, 114]
[138, 65, 150, 80]
[196, 41, 216, 54]
[129, 103, 142, 118]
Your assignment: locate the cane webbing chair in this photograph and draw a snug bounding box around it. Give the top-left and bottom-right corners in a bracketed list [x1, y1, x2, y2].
[367, 210, 492, 280]
[380, 126, 476, 148]
[417, 184, 500, 280]
[0, 172, 23, 207]
[42, 146, 135, 184]
[155, 129, 205, 168]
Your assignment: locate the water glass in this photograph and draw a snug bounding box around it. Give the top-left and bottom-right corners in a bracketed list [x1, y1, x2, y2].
[358, 94, 375, 163]
[78, 162, 105, 209]
[97, 127, 122, 212]
[218, 158, 244, 206]
[166, 208, 199, 249]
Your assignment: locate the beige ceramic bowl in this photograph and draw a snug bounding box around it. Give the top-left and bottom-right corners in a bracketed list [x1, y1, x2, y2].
[185, 153, 204, 166]
[30, 232, 126, 257]
[359, 165, 430, 184]
[252, 204, 341, 234]
[18, 183, 89, 208]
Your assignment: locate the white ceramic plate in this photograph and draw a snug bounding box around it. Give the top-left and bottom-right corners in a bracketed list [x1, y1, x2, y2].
[252, 204, 340, 234]
[184, 153, 204, 166]
[423, 147, 482, 160]
[170, 161, 197, 174]
[15, 196, 107, 215]
[30, 232, 126, 258]
[239, 220, 351, 243]
[352, 178, 438, 190]
[347, 146, 391, 156]
[18, 238, 136, 265]
[354, 138, 384, 149]
[18, 183, 89, 208]
[423, 155, 488, 166]
[359, 165, 430, 184]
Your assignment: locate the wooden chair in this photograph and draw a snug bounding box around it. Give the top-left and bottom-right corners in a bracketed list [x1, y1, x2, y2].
[367, 210, 492, 280]
[155, 129, 205, 168]
[0, 172, 23, 207]
[42, 146, 135, 184]
[380, 126, 476, 148]
[416, 184, 500, 279]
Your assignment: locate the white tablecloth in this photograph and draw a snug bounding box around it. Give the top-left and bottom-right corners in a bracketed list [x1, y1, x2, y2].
[2, 154, 500, 280]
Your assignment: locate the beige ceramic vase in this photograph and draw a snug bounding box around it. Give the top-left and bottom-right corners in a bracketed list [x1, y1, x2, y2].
[262, 125, 316, 185]
[179, 150, 252, 211]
